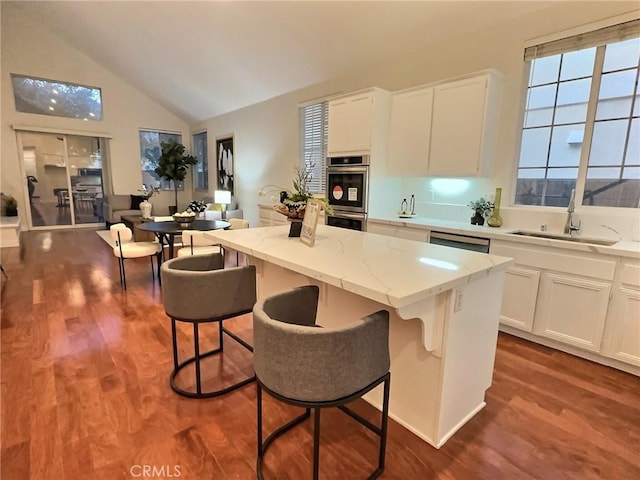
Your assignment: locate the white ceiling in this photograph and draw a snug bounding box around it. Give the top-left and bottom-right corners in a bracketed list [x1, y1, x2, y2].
[12, 1, 559, 123]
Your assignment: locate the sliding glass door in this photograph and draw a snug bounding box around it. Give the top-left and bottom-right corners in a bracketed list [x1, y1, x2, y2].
[18, 131, 105, 229]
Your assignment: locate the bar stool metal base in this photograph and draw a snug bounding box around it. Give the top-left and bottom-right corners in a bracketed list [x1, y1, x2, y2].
[256, 372, 390, 480]
[170, 313, 255, 398]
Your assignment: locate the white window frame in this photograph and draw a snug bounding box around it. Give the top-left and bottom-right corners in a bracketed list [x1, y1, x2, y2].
[514, 18, 640, 210]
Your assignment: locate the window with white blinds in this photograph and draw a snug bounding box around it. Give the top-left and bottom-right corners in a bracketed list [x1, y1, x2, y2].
[299, 101, 328, 194]
[515, 19, 640, 208]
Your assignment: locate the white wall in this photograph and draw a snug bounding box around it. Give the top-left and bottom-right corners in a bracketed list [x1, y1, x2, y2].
[1, 3, 190, 226]
[195, 2, 639, 235]
[3, 2, 638, 236]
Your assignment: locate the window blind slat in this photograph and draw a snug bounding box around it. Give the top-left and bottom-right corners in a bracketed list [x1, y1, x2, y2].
[300, 101, 328, 193]
[524, 19, 640, 61]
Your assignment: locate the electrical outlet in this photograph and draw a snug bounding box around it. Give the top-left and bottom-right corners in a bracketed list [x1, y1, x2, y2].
[454, 289, 463, 312]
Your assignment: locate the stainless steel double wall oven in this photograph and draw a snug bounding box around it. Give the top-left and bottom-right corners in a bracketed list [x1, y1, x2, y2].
[325, 155, 369, 231]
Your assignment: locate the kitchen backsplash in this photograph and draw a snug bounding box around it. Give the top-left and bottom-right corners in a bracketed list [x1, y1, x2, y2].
[385, 177, 639, 242]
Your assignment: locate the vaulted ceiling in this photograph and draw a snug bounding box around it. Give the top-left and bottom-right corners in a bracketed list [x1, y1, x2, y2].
[12, 1, 562, 123]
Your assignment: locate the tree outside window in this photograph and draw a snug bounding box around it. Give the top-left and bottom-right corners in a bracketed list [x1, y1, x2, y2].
[139, 130, 182, 190]
[11, 74, 102, 121]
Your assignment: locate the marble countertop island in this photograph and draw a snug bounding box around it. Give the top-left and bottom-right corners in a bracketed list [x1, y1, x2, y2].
[206, 224, 513, 449]
[207, 224, 512, 310]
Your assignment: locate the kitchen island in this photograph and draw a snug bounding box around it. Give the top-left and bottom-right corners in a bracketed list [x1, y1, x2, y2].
[206, 224, 513, 448]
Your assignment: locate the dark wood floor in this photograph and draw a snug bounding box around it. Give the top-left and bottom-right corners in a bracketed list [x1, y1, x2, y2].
[1, 229, 639, 479]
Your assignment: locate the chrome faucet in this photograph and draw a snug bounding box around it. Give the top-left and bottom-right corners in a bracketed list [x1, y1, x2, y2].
[563, 189, 581, 236]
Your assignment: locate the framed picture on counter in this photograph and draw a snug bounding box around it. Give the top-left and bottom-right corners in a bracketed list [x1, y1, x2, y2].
[300, 199, 321, 247]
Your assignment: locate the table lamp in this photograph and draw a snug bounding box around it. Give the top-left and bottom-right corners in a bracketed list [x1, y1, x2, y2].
[214, 190, 232, 219]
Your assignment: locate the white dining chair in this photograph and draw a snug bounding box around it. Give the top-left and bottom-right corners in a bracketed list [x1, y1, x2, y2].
[176, 230, 222, 258]
[154, 215, 183, 248]
[109, 223, 162, 290]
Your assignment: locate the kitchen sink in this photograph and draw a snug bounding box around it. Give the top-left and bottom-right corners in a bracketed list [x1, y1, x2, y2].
[509, 230, 618, 246]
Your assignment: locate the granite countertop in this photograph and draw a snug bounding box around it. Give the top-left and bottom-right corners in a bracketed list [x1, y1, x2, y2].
[206, 224, 513, 309]
[368, 215, 640, 259]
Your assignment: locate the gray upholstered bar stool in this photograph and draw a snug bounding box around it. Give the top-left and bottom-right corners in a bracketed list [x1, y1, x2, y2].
[161, 253, 257, 398]
[252, 285, 391, 480]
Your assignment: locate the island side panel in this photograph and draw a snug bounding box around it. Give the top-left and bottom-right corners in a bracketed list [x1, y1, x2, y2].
[434, 269, 506, 446]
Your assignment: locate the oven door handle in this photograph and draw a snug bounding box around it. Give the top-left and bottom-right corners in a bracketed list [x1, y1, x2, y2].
[326, 166, 369, 174]
[329, 212, 366, 220]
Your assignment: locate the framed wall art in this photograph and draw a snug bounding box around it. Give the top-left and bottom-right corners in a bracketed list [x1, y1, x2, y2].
[216, 135, 234, 196]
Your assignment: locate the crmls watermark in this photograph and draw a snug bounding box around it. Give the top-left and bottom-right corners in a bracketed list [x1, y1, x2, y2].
[129, 465, 182, 478]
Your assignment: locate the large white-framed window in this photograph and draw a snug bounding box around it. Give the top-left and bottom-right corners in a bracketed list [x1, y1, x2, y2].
[193, 131, 208, 191]
[515, 20, 640, 208]
[299, 101, 328, 194]
[139, 130, 182, 190]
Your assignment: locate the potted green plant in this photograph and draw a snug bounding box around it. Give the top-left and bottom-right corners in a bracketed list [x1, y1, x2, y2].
[154, 139, 197, 214]
[1, 194, 18, 217]
[467, 197, 492, 226]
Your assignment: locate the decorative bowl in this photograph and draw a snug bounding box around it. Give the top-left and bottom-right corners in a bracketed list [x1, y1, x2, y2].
[173, 213, 196, 227]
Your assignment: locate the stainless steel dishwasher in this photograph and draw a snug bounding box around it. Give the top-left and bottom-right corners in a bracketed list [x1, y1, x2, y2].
[428, 230, 490, 253]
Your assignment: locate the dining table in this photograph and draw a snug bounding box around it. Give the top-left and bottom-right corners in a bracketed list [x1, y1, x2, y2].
[137, 219, 230, 261]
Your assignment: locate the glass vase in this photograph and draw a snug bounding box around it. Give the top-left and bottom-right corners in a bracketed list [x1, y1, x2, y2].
[487, 188, 503, 227]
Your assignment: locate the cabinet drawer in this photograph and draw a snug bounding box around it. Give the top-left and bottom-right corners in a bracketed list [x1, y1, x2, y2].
[490, 242, 616, 281]
[621, 262, 640, 289]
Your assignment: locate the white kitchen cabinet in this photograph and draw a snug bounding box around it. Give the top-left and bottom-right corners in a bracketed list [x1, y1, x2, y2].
[327, 88, 390, 156]
[387, 87, 434, 176]
[606, 288, 640, 366]
[366, 220, 428, 242]
[396, 227, 428, 242]
[428, 73, 501, 177]
[327, 98, 350, 154]
[533, 273, 611, 352]
[258, 204, 288, 227]
[259, 204, 325, 228]
[366, 222, 397, 237]
[499, 266, 540, 332]
[386, 71, 501, 177]
[491, 239, 616, 353]
[602, 260, 640, 366]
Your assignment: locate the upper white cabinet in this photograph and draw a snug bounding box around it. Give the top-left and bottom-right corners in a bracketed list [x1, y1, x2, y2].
[327, 88, 391, 156]
[387, 87, 434, 176]
[387, 71, 502, 177]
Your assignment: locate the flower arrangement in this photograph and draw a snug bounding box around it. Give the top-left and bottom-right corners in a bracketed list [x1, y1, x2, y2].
[467, 197, 493, 217]
[138, 185, 160, 201]
[258, 163, 333, 219]
[187, 199, 207, 214]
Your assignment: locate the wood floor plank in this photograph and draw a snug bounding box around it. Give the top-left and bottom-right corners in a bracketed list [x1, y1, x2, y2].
[0, 440, 30, 480]
[1, 229, 639, 479]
